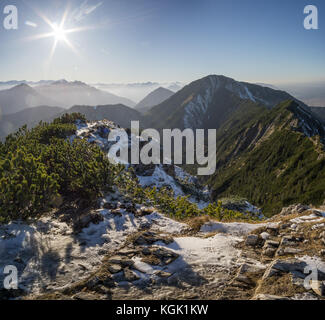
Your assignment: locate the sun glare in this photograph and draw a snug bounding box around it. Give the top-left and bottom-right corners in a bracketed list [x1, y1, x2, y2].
[24, 6, 96, 62]
[52, 23, 67, 41]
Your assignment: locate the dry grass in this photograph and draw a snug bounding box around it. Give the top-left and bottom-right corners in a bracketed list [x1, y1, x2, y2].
[185, 215, 210, 233]
[255, 273, 306, 297]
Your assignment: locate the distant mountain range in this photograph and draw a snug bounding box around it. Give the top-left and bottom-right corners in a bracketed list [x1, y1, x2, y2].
[135, 87, 174, 114]
[0, 105, 65, 139]
[0, 103, 144, 140]
[0, 81, 136, 115]
[0, 84, 57, 115]
[35, 80, 135, 108]
[92, 82, 184, 102]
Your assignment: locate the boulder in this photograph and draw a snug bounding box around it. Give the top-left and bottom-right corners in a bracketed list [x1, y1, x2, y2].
[260, 232, 270, 240]
[262, 259, 308, 280]
[245, 234, 259, 246]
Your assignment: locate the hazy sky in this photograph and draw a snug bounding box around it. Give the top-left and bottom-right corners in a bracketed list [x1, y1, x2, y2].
[1, 0, 324, 84]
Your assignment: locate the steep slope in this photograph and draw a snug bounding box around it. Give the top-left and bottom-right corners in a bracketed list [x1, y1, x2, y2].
[0, 84, 57, 115]
[207, 100, 325, 215]
[145, 75, 306, 130]
[310, 107, 325, 123]
[35, 80, 136, 108]
[0, 105, 64, 140]
[135, 87, 175, 114]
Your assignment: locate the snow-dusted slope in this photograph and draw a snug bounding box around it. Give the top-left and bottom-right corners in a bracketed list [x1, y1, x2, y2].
[146, 74, 307, 131]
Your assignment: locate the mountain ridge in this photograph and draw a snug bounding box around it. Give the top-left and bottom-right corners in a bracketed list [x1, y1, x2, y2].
[135, 87, 175, 114]
[145, 75, 308, 131]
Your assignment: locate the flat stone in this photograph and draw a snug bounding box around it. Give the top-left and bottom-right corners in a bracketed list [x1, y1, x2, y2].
[118, 248, 138, 256]
[262, 259, 308, 279]
[237, 263, 266, 275]
[263, 240, 280, 248]
[245, 234, 259, 246]
[233, 274, 254, 286]
[107, 264, 122, 274]
[107, 256, 123, 265]
[283, 247, 302, 255]
[155, 271, 172, 278]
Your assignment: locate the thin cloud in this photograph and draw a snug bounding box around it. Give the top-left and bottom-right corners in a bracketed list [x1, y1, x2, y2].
[25, 21, 38, 28]
[72, 1, 103, 22]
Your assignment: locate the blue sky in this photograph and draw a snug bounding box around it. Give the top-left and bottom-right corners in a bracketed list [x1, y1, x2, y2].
[0, 0, 324, 84]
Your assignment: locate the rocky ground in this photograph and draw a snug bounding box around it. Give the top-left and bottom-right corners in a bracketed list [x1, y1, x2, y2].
[1, 199, 324, 300]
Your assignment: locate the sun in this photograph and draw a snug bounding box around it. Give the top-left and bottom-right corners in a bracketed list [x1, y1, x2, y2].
[25, 6, 97, 61]
[52, 23, 67, 42]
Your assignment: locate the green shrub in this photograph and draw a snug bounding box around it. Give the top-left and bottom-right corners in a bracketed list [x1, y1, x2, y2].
[0, 148, 59, 220]
[0, 114, 116, 222]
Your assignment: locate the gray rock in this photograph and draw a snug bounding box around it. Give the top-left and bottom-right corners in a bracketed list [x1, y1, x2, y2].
[118, 248, 138, 256]
[263, 248, 276, 257]
[262, 259, 308, 279]
[107, 256, 123, 265]
[263, 240, 280, 249]
[107, 264, 122, 274]
[245, 234, 259, 246]
[123, 268, 140, 282]
[142, 247, 151, 255]
[155, 271, 172, 278]
[237, 263, 266, 275]
[283, 247, 302, 255]
[260, 232, 270, 240]
[281, 236, 299, 247]
[233, 274, 254, 286]
[153, 247, 179, 265]
[120, 259, 134, 267]
[266, 223, 279, 235]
